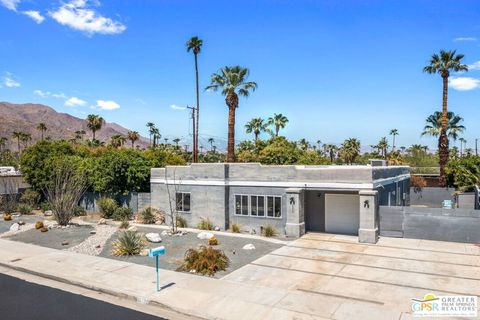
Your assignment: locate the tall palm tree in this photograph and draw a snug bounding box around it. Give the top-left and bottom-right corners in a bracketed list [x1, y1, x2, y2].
[267, 113, 289, 137]
[206, 66, 257, 162]
[389, 129, 398, 151]
[86, 114, 105, 141]
[20, 133, 32, 149]
[75, 130, 86, 141]
[339, 138, 360, 164]
[298, 138, 310, 151]
[37, 123, 47, 140]
[459, 137, 466, 156]
[110, 135, 126, 148]
[421, 111, 465, 141]
[324, 144, 338, 163]
[186, 36, 203, 163]
[127, 131, 140, 148]
[316, 140, 322, 151]
[12, 131, 23, 151]
[208, 138, 215, 151]
[245, 117, 268, 141]
[146, 122, 155, 147]
[376, 137, 389, 159]
[423, 50, 468, 186]
[151, 127, 160, 148]
[173, 138, 181, 149]
[0, 137, 7, 152]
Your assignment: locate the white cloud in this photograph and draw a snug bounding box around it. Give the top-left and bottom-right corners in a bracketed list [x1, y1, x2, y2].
[468, 61, 480, 70]
[3, 73, 20, 87]
[65, 96, 87, 107]
[34, 90, 68, 99]
[453, 37, 477, 42]
[96, 99, 120, 110]
[51, 92, 67, 99]
[449, 77, 480, 91]
[0, 0, 20, 11]
[23, 10, 44, 23]
[49, 0, 126, 35]
[135, 98, 147, 105]
[34, 89, 50, 97]
[170, 104, 186, 110]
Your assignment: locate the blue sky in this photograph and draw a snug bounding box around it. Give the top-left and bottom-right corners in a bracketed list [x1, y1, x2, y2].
[1, 0, 480, 151]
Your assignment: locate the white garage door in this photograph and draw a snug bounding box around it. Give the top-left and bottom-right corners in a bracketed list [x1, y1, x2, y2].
[325, 194, 359, 235]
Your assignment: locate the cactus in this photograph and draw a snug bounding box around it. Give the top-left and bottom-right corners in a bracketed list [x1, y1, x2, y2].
[35, 221, 44, 229]
[208, 236, 219, 246]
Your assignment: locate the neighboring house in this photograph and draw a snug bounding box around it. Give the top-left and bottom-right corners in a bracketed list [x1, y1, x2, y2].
[150, 162, 410, 243]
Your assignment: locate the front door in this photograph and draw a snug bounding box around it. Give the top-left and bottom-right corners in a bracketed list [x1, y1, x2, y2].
[305, 191, 325, 231]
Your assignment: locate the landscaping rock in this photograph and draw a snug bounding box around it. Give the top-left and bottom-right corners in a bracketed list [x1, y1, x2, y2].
[139, 249, 149, 256]
[242, 244, 256, 250]
[214, 226, 221, 231]
[161, 230, 169, 236]
[127, 226, 137, 232]
[44, 210, 53, 217]
[197, 231, 214, 240]
[44, 221, 58, 229]
[61, 241, 69, 246]
[9, 223, 19, 232]
[97, 218, 106, 225]
[145, 233, 162, 243]
[89, 230, 96, 235]
[18, 220, 25, 226]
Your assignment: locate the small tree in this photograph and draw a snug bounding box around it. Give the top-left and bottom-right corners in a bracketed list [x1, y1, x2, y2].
[164, 167, 184, 233]
[45, 159, 88, 226]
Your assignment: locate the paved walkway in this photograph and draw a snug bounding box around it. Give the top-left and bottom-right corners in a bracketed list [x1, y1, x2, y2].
[0, 234, 478, 319]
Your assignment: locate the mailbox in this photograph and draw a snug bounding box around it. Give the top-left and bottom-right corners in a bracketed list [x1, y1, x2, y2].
[148, 246, 166, 257]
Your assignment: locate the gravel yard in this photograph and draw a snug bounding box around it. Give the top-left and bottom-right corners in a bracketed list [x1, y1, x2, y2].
[0, 215, 39, 234]
[100, 226, 284, 278]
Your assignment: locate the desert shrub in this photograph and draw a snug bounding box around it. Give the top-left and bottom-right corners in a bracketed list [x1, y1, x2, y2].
[197, 217, 213, 230]
[97, 197, 118, 218]
[111, 231, 146, 256]
[139, 207, 158, 224]
[73, 205, 87, 216]
[176, 215, 187, 228]
[40, 201, 52, 212]
[119, 219, 129, 229]
[179, 246, 229, 276]
[208, 236, 218, 246]
[112, 207, 133, 221]
[35, 221, 44, 229]
[230, 223, 241, 233]
[262, 225, 277, 237]
[20, 189, 40, 207]
[17, 203, 33, 215]
[3, 213, 12, 221]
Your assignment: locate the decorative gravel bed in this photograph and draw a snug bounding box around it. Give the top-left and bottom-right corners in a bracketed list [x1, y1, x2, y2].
[100, 226, 284, 278]
[0, 215, 40, 235]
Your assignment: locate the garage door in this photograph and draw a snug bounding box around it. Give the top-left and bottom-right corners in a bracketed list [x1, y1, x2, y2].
[325, 194, 359, 235]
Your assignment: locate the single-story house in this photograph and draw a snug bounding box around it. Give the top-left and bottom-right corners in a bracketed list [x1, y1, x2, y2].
[150, 162, 410, 243]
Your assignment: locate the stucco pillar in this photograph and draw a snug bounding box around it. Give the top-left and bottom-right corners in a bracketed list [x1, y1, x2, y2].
[358, 190, 378, 244]
[285, 188, 305, 237]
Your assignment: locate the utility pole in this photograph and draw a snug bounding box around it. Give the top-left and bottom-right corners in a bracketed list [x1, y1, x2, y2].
[187, 106, 196, 163]
[184, 144, 189, 153]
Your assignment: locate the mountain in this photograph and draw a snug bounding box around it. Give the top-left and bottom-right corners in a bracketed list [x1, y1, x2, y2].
[0, 102, 149, 149]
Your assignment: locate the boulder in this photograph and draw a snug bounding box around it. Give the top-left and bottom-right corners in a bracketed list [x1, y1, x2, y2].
[89, 230, 96, 235]
[161, 230, 170, 236]
[44, 210, 53, 217]
[242, 244, 256, 250]
[145, 233, 162, 243]
[214, 226, 221, 231]
[197, 231, 214, 240]
[17, 220, 25, 226]
[61, 241, 69, 246]
[139, 249, 149, 256]
[97, 218, 106, 225]
[9, 223, 19, 232]
[44, 221, 58, 229]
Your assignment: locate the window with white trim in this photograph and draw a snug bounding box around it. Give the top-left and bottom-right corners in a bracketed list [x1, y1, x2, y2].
[176, 192, 191, 212]
[234, 194, 281, 218]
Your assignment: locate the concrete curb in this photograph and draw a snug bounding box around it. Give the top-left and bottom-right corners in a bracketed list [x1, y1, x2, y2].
[0, 260, 206, 320]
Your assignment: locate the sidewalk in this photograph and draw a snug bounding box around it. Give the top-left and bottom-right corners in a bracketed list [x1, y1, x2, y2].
[0, 239, 408, 320]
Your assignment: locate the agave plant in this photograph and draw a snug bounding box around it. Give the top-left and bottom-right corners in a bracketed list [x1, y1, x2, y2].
[111, 231, 146, 256]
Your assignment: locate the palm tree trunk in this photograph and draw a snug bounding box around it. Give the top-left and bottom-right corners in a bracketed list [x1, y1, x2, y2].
[392, 135, 396, 151]
[17, 138, 20, 152]
[194, 53, 200, 163]
[41, 131, 44, 141]
[227, 106, 236, 162]
[92, 130, 96, 141]
[439, 75, 449, 187]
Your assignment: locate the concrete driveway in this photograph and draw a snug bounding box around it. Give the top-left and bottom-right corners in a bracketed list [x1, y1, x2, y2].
[222, 233, 480, 319]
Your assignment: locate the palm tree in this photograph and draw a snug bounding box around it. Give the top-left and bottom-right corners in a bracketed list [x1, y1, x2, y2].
[173, 138, 181, 149]
[127, 131, 140, 148]
[186, 36, 203, 163]
[75, 130, 86, 141]
[423, 50, 468, 186]
[389, 129, 398, 151]
[110, 135, 126, 148]
[86, 114, 105, 141]
[316, 140, 322, 151]
[298, 138, 310, 151]
[421, 111, 466, 141]
[245, 117, 268, 141]
[339, 138, 360, 164]
[151, 127, 160, 148]
[324, 144, 338, 163]
[208, 138, 215, 151]
[20, 133, 32, 149]
[146, 122, 155, 147]
[12, 131, 23, 151]
[458, 137, 465, 156]
[206, 66, 257, 162]
[0, 137, 7, 152]
[267, 113, 289, 137]
[377, 137, 389, 159]
[37, 123, 47, 140]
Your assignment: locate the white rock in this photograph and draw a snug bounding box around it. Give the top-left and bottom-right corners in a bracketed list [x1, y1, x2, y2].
[97, 218, 106, 225]
[161, 230, 169, 236]
[145, 233, 162, 243]
[44, 220, 58, 229]
[9, 223, 19, 232]
[90, 230, 96, 235]
[242, 244, 256, 250]
[127, 226, 137, 232]
[197, 231, 214, 240]
[139, 249, 149, 256]
[44, 210, 53, 216]
[214, 226, 221, 231]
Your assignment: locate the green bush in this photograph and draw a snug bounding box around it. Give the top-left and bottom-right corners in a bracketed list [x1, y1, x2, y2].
[73, 205, 87, 216]
[197, 217, 213, 230]
[139, 207, 157, 224]
[111, 231, 146, 256]
[112, 207, 133, 221]
[262, 225, 277, 237]
[40, 201, 52, 212]
[178, 246, 229, 276]
[97, 197, 118, 218]
[176, 215, 187, 228]
[17, 203, 33, 215]
[20, 189, 40, 207]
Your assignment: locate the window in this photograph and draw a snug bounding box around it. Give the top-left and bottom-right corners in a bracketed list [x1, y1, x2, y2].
[176, 192, 191, 212]
[234, 194, 281, 218]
